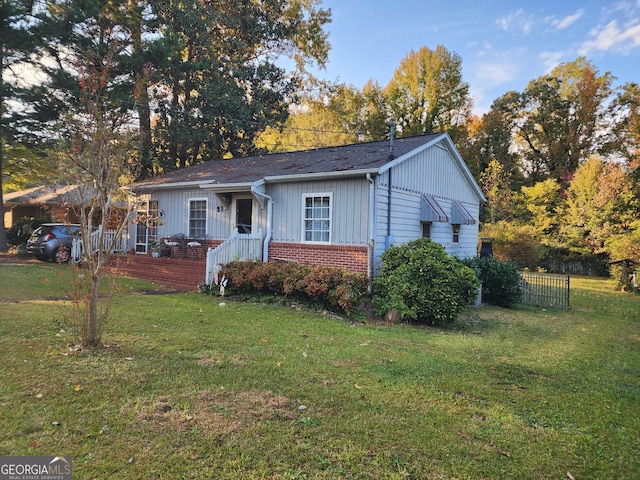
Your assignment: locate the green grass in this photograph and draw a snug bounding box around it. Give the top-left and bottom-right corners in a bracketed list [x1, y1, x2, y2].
[1, 261, 639, 479]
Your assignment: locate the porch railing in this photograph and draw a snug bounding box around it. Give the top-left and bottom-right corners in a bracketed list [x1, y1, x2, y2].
[71, 227, 128, 261]
[205, 229, 263, 286]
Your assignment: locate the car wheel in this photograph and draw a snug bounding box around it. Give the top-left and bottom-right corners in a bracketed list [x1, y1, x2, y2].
[35, 253, 48, 261]
[54, 246, 70, 263]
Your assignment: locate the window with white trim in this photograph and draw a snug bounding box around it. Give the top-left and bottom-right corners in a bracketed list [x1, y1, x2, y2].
[303, 194, 331, 243]
[189, 199, 207, 238]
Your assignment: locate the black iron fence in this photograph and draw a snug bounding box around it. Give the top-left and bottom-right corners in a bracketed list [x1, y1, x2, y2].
[519, 272, 570, 309]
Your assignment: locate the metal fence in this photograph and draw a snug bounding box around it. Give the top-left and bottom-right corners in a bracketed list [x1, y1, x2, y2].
[519, 272, 570, 309]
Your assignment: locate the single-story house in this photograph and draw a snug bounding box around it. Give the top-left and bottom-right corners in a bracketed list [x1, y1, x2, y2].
[126, 133, 486, 278]
[3, 184, 90, 227]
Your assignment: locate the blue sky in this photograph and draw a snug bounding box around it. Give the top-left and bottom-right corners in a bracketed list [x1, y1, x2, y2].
[309, 0, 640, 115]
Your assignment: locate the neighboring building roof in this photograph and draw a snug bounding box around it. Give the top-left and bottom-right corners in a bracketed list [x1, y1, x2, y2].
[129, 133, 486, 202]
[4, 184, 94, 207]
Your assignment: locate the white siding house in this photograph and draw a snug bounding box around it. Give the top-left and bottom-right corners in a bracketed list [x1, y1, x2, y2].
[127, 133, 486, 278]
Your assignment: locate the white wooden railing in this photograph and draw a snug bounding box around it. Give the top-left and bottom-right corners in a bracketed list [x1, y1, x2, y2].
[205, 229, 263, 286]
[71, 227, 128, 261]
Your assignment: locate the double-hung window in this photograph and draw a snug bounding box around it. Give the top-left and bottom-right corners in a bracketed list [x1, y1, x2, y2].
[303, 194, 331, 243]
[189, 199, 207, 239]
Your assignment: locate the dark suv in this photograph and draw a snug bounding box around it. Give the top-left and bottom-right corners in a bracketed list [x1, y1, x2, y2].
[26, 223, 80, 263]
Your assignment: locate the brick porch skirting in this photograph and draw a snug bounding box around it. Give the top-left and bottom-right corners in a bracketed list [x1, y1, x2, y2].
[268, 242, 368, 274]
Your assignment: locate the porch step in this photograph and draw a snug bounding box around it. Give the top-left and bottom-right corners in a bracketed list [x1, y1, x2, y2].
[107, 255, 206, 291]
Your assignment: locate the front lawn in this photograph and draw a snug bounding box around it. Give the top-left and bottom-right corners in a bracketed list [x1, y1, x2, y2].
[0, 260, 638, 478]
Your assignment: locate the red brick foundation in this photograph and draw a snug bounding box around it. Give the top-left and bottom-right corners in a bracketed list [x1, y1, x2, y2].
[107, 255, 207, 291]
[268, 242, 368, 274]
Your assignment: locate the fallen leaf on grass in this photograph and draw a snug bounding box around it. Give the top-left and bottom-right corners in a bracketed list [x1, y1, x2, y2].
[74, 384, 82, 391]
[567, 472, 575, 480]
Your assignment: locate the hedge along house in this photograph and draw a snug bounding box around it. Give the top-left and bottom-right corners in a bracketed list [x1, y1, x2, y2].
[125, 133, 486, 282]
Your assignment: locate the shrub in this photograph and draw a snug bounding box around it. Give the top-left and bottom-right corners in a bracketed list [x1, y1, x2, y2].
[211, 261, 368, 316]
[372, 238, 479, 326]
[480, 222, 540, 269]
[462, 256, 522, 308]
[7, 217, 47, 246]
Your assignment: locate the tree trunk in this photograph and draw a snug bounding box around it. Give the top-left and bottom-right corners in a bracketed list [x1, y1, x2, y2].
[84, 271, 102, 348]
[0, 44, 8, 252]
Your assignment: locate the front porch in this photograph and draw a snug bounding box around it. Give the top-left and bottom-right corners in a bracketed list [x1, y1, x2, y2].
[106, 230, 264, 291]
[107, 254, 207, 291]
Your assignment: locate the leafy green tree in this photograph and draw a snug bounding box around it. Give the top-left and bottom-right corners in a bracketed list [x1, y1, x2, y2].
[480, 159, 517, 224]
[384, 45, 471, 137]
[147, 0, 331, 171]
[521, 178, 564, 242]
[514, 59, 614, 184]
[472, 92, 524, 186]
[563, 156, 639, 255]
[257, 80, 388, 152]
[34, 0, 331, 176]
[614, 82, 640, 173]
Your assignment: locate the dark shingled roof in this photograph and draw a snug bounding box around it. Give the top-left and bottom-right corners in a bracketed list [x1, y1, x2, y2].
[132, 134, 443, 188]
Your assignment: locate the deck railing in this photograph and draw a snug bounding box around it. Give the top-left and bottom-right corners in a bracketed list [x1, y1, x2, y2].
[205, 229, 263, 285]
[520, 271, 570, 309]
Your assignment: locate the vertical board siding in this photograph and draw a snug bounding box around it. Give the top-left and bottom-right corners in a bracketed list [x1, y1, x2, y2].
[390, 146, 479, 203]
[269, 178, 369, 245]
[373, 146, 481, 267]
[128, 188, 239, 250]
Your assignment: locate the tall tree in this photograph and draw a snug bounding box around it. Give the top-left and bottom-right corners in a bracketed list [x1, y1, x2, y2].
[256, 80, 388, 152]
[480, 159, 516, 224]
[0, 0, 40, 251]
[614, 82, 640, 172]
[521, 178, 564, 242]
[459, 91, 524, 187]
[514, 58, 615, 184]
[384, 45, 471, 137]
[35, 0, 331, 176]
[150, 0, 330, 171]
[562, 156, 639, 255]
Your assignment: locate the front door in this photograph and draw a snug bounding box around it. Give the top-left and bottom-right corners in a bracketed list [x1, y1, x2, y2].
[234, 197, 253, 234]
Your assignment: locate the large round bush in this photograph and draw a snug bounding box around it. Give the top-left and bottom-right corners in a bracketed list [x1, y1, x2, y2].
[372, 238, 479, 326]
[461, 256, 522, 307]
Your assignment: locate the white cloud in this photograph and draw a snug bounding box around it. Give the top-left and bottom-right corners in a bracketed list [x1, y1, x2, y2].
[551, 10, 584, 30]
[496, 9, 534, 35]
[475, 63, 516, 86]
[539, 51, 564, 73]
[579, 20, 640, 54]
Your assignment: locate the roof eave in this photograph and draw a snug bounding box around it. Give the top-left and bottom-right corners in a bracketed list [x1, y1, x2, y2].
[263, 168, 379, 184]
[126, 180, 216, 191]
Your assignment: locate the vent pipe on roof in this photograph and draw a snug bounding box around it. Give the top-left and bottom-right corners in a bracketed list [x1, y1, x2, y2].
[388, 122, 395, 160]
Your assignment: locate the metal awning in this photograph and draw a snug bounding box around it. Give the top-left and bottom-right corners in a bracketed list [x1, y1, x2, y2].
[421, 195, 449, 223]
[451, 200, 475, 225]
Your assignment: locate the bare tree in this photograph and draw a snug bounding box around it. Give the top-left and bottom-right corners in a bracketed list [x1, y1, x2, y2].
[63, 49, 139, 348]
